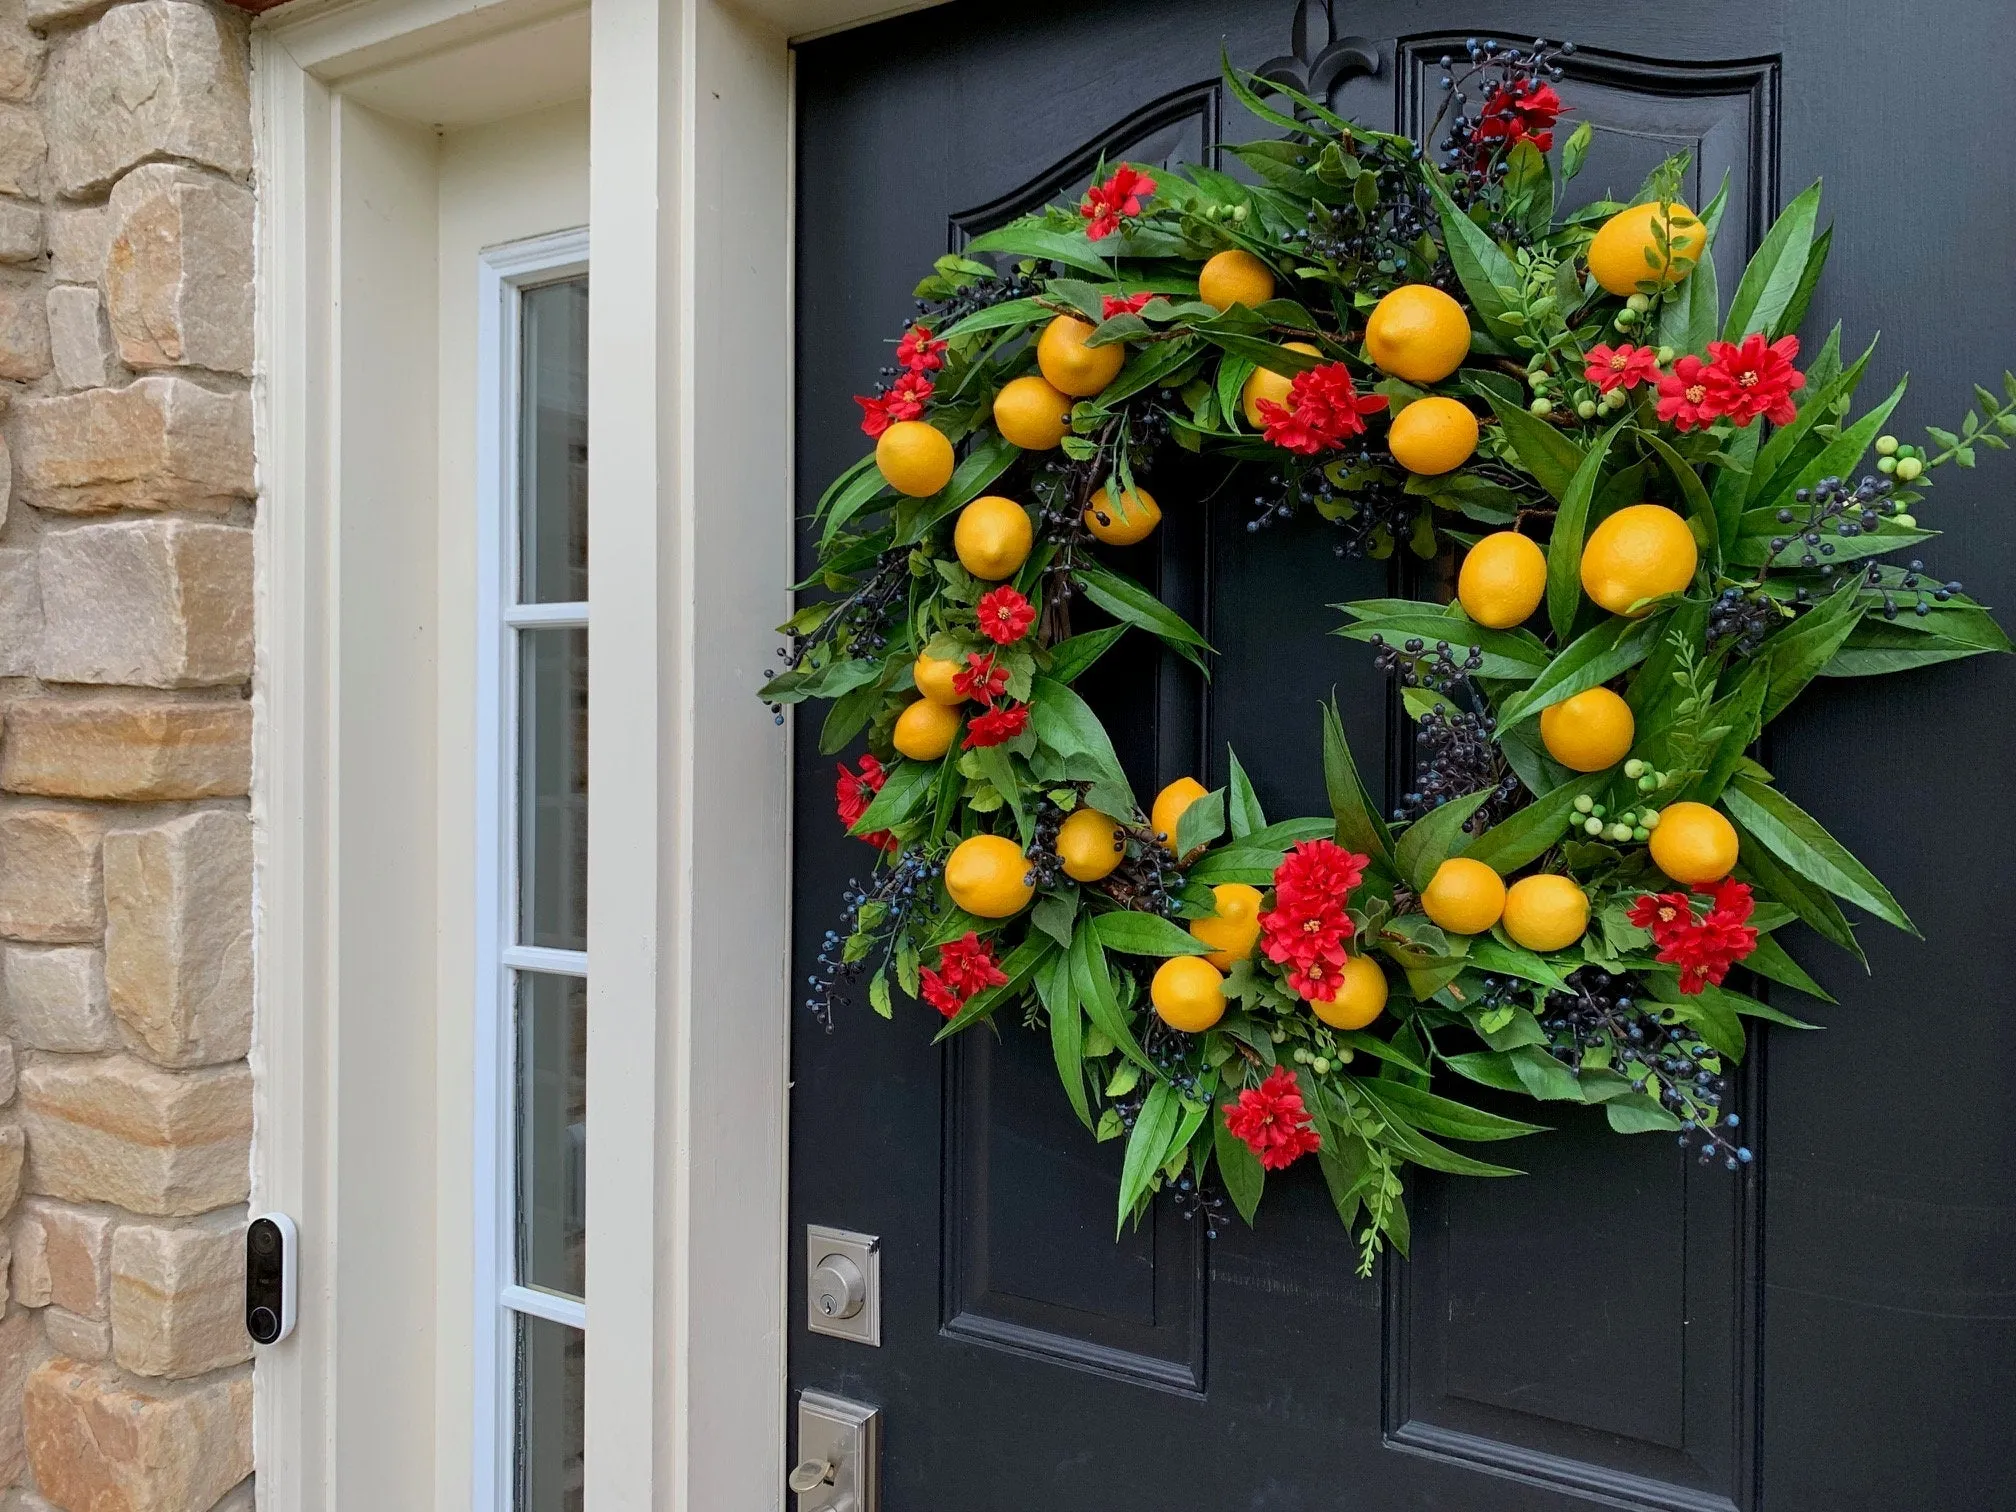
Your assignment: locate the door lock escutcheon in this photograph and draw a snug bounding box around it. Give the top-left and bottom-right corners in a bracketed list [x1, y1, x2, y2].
[805, 1225, 880, 1345]
[794, 1390, 879, 1512]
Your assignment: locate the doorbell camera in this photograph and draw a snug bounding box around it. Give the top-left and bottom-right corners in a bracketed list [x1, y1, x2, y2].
[244, 1213, 298, 1345]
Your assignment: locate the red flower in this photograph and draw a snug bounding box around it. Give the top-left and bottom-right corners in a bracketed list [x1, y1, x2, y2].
[962, 701, 1030, 749]
[896, 324, 947, 373]
[1655, 353, 1725, 433]
[951, 651, 1009, 705]
[1474, 79, 1563, 157]
[976, 586, 1036, 645]
[1628, 879, 1759, 993]
[834, 754, 898, 852]
[1079, 164, 1156, 241]
[1223, 1066, 1323, 1170]
[1255, 362, 1390, 455]
[920, 931, 1009, 1017]
[1700, 332, 1805, 427]
[1584, 342, 1662, 394]
[1101, 291, 1155, 320]
[1258, 839, 1369, 1001]
[853, 370, 934, 437]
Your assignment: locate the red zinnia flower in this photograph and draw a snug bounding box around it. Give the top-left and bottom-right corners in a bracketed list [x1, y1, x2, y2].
[962, 701, 1030, 749]
[1655, 353, 1726, 433]
[1700, 332, 1805, 427]
[1584, 342, 1662, 394]
[951, 651, 1009, 705]
[896, 324, 947, 373]
[853, 370, 934, 437]
[1627, 879, 1759, 993]
[919, 931, 1009, 1017]
[1255, 362, 1389, 455]
[1474, 79, 1563, 157]
[1079, 164, 1156, 241]
[834, 754, 898, 852]
[976, 586, 1036, 645]
[1258, 839, 1369, 1001]
[1223, 1066, 1323, 1170]
[1101, 291, 1155, 320]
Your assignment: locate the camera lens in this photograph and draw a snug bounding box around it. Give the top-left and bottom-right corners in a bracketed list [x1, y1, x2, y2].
[248, 1305, 280, 1343]
[250, 1222, 278, 1256]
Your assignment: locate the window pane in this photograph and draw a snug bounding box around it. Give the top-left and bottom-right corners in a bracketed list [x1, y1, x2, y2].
[516, 971, 586, 1298]
[518, 277, 588, 604]
[519, 627, 587, 952]
[514, 1312, 584, 1512]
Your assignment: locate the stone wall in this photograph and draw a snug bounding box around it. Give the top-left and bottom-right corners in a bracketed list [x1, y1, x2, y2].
[0, 0, 255, 1508]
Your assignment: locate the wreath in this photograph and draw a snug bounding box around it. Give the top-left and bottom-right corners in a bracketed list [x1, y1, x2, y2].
[767, 43, 2016, 1273]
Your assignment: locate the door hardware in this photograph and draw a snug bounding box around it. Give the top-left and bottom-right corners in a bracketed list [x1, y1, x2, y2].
[794, 1390, 878, 1512]
[805, 1225, 880, 1345]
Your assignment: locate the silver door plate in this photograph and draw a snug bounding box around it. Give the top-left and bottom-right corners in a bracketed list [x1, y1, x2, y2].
[795, 1389, 879, 1512]
[806, 1224, 880, 1346]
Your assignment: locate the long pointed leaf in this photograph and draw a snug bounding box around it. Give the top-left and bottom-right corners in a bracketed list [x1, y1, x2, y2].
[1547, 422, 1624, 638]
[1036, 950, 1092, 1130]
[1070, 918, 1152, 1069]
[1724, 776, 1915, 934]
[1322, 698, 1393, 864]
[1724, 180, 1821, 341]
[1395, 789, 1494, 892]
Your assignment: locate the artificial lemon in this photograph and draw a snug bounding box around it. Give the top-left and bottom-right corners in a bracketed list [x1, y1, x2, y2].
[913, 652, 964, 706]
[1365, 283, 1471, 384]
[1056, 807, 1125, 882]
[1502, 874, 1591, 952]
[1539, 686, 1636, 773]
[1197, 249, 1275, 312]
[892, 697, 960, 760]
[875, 419, 955, 498]
[1084, 484, 1161, 546]
[1151, 955, 1227, 1032]
[1189, 883, 1263, 970]
[944, 833, 1035, 918]
[953, 495, 1033, 580]
[1580, 503, 1699, 616]
[1420, 856, 1506, 936]
[1457, 531, 1547, 628]
[1587, 200, 1703, 297]
[1037, 315, 1125, 397]
[1151, 776, 1208, 853]
[1311, 953, 1389, 1030]
[1648, 801, 1740, 886]
[993, 374, 1073, 450]
[1240, 341, 1321, 427]
[1387, 396, 1480, 475]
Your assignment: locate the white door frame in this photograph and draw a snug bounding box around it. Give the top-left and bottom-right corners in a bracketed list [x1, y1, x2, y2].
[251, 0, 921, 1505]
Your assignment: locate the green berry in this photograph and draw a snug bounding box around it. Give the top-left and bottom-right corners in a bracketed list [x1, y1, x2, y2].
[1638, 773, 1659, 792]
[1576, 399, 1599, 420]
[1584, 817, 1604, 836]
[1337, 1048, 1355, 1065]
[1293, 1047, 1309, 1063]
[1896, 456, 1924, 482]
[1528, 369, 1551, 389]
[1875, 434, 1899, 456]
[1608, 823, 1634, 842]
[1615, 308, 1638, 328]
[1574, 794, 1595, 814]
[1230, 204, 1250, 223]
[1530, 397, 1554, 416]
[1592, 804, 1607, 819]
[1632, 826, 1651, 842]
[1877, 455, 1897, 474]
[1618, 810, 1638, 827]
[1626, 293, 1653, 313]
[1657, 345, 1676, 365]
[1640, 808, 1661, 828]
[1623, 758, 1647, 779]
[1892, 513, 1917, 529]
[1312, 1056, 1331, 1075]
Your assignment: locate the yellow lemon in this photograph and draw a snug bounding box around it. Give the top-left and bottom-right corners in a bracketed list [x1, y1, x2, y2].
[1056, 807, 1125, 882]
[1420, 856, 1506, 936]
[1388, 396, 1480, 475]
[1151, 955, 1227, 1032]
[1311, 954, 1389, 1030]
[1197, 249, 1276, 312]
[892, 697, 960, 760]
[1502, 874, 1591, 952]
[1457, 531, 1547, 629]
[1648, 801, 1740, 886]
[1151, 776, 1209, 854]
[944, 833, 1035, 918]
[953, 495, 1033, 580]
[913, 652, 964, 706]
[1037, 314, 1126, 398]
[875, 419, 955, 498]
[1539, 687, 1635, 773]
[1587, 200, 1703, 297]
[1580, 503, 1699, 616]
[1084, 484, 1161, 546]
[993, 374, 1074, 450]
[1365, 283, 1471, 384]
[1189, 883, 1263, 970]
[1239, 341, 1322, 427]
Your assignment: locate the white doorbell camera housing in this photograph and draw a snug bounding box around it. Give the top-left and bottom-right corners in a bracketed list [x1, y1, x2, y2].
[245, 1213, 298, 1345]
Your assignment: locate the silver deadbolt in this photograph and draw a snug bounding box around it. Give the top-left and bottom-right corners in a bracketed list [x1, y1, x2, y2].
[812, 1253, 865, 1320]
[795, 1390, 878, 1512]
[805, 1225, 880, 1345]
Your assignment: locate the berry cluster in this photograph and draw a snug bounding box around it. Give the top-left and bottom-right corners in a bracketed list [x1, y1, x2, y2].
[762, 548, 912, 724]
[804, 850, 941, 1031]
[1767, 472, 1904, 575]
[1705, 586, 1785, 656]
[1865, 559, 1964, 620]
[1366, 635, 1521, 830]
[1430, 37, 1574, 194]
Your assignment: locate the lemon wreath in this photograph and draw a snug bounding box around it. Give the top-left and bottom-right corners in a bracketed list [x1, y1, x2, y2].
[766, 44, 2016, 1272]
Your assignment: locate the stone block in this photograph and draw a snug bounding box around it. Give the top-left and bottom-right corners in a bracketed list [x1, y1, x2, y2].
[0, 699, 251, 800]
[0, 198, 38, 263]
[0, 102, 42, 198]
[0, 1306, 48, 1486]
[20, 1197, 111, 1316]
[0, 0, 44, 104]
[25, 1358, 251, 1512]
[0, 807, 102, 944]
[19, 1055, 248, 1215]
[0, 1119, 21, 1214]
[106, 811, 250, 1067]
[10, 1201, 48, 1305]
[0, 271, 46, 379]
[12, 376, 252, 514]
[46, 284, 115, 391]
[46, 205, 105, 284]
[0, 1040, 13, 1104]
[45, 1, 250, 195]
[112, 1216, 248, 1378]
[38, 521, 250, 687]
[107, 164, 252, 375]
[44, 1305, 110, 1360]
[0, 1228, 8, 1309]
[3, 944, 114, 1053]
[0, 543, 40, 677]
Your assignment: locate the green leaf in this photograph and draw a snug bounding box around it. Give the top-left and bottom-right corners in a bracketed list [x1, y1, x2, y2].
[1461, 776, 1586, 872]
[1684, 665, 1768, 805]
[1071, 560, 1212, 670]
[1227, 749, 1267, 838]
[1070, 918, 1151, 1070]
[1561, 120, 1592, 180]
[891, 431, 1020, 545]
[1496, 613, 1662, 728]
[1735, 823, 1865, 964]
[937, 296, 1050, 339]
[1821, 606, 2013, 677]
[1031, 886, 1079, 948]
[1723, 181, 1821, 342]
[1395, 789, 1494, 892]
[848, 756, 940, 836]
[1482, 392, 1585, 502]
[1046, 625, 1128, 685]
[1035, 951, 1092, 1130]
[1742, 933, 1835, 1003]
[1724, 776, 1915, 934]
[1774, 222, 1833, 339]
[1634, 426, 1724, 559]
[1117, 1081, 1181, 1232]
[1429, 180, 1521, 343]
[1546, 422, 1623, 638]
[1467, 936, 1573, 992]
[1654, 177, 1725, 356]
[1745, 341, 1874, 505]
[1759, 574, 1863, 722]
[1174, 787, 1227, 857]
[1029, 676, 1136, 813]
[1507, 1045, 1588, 1102]
[1322, 698, 1393, 864]
[1090, 910, 1213, 958]
[817, 468, 896, 548]
[1333, 609, 1551, 682]
[1605, 1094, 1684, 1134]
[1356, 1079, 1545, 1142]
[1441, 1050, 1528, 1094]
[1353, 1083, 1523, 1176]
[963, 222, 1115, 279]
[1758, 375, 1909, 516]
[1213, 1098, 1266, 1225]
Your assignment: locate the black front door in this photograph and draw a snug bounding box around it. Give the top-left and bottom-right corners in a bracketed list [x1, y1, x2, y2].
[790, 5, 2016, 1508]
